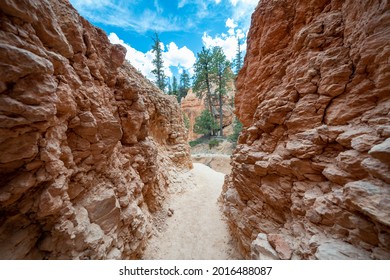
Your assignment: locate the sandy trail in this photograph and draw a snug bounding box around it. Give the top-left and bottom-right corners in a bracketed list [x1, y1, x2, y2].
[143, 163, 241, 259]
[191, 154, 232, 175]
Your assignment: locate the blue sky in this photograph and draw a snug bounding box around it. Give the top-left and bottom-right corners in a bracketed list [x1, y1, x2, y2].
[69, 0, 258, 81]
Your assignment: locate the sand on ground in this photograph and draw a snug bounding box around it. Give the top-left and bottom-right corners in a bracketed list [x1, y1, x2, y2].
[142, 163, 241, 260]
[191, 154, 232, 175]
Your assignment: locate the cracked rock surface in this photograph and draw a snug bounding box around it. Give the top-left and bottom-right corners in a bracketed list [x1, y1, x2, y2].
[222, 0, 390, 260]
[0, 0, 191, 259]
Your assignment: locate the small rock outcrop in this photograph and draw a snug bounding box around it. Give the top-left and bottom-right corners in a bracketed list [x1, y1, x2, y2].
[0, 0, 191, 259]
[222, 0, 390, 259]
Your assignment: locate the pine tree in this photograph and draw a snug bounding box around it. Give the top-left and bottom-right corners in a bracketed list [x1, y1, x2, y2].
[193, 110, 219, 136]
[228, 117, 243, 144]
[167, 79, 172, 95]
[172, 76, 178, 98]
[178, 70, 190, 103]
[151, 32, 166, 91]
[193, 47, 215, 135]
[233, 37, 243, 75]
[211, 46, 232, 136]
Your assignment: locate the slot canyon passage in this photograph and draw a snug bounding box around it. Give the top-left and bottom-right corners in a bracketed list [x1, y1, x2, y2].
[0, 0, 389, 260]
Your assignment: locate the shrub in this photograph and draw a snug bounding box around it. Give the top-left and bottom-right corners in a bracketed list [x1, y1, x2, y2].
[193, 110, 219, 136]
[229, 118, 243, 143]
[189, 139, 203, 147]
[208, 138, 220, 149]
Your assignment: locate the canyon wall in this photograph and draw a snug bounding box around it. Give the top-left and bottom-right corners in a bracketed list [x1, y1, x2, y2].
[0, 0, 191, 259]
[222, 0, 390, 259]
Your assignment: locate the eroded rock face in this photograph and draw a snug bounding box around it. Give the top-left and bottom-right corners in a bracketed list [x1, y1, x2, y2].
[180, 89, 205, 141]
[181, 79, 235, 141]
[0, 0, 191, 259]
[222, 0, 390, 259]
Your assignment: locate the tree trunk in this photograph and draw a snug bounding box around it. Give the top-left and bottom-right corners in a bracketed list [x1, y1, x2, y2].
[218, 91, 223, 136]
[218, 75, 223, 136]
[205, 73, 214, 136]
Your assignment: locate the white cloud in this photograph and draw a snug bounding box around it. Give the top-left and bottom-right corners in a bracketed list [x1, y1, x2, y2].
[178, 0, 187, 8]
[177, 0, 219, 19]
[71, 0, 110, 7]
[70, 0, 181, 33]
[229, 0, 259, 28]
[160, 42, 165, 51]
[108, 33, 196, 82]
[229, 0, 258, 7]
[198, 1, 256, 60]
[226, 18, 237, 29]
[163, 42, 196, 73]
[202, 18, 246, 62]
[154, 0, 163, 14]
[202, 33, 237, 61]
[108, 33, 155, 80]
[71, 0, 257, 39]
[178, 0, 221, 9]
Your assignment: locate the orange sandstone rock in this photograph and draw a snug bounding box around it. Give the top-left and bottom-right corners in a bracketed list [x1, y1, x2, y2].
[180, 89, 205, 141]
[222, 0, 390, 260]
[0, 0, 191, 259]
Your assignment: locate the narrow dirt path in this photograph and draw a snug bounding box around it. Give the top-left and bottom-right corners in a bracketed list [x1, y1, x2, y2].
[142, 163, 241, 259]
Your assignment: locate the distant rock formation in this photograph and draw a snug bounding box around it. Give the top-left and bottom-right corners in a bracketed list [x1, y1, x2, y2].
[181, 80, 235, 141]
[0, 0, 191, 259]
[222, 0, 390, 259]
[180, 89, 205, 140]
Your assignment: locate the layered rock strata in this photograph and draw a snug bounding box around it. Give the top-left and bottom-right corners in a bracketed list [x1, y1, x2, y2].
[222, 0, 390, 259]
[0, 0, 191, 259]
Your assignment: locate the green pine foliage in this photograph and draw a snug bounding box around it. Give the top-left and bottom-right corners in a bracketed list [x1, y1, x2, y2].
[189, 138, 203, 147]
[208, 138, 220, 149]
[193, 47, 215, 119]
[193, 46, 233, 136]
[229, 118, 243, 143]
[172, 76, 178, 97]
[178, 70, 191, 103]
[151, 32, 166, 91]
[167, 79, 172, 95]
[193, 110, 219, 136]
[233, 37, 243, 75]
[211, 46, 232, 136]
[193, 47, 212, 96]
